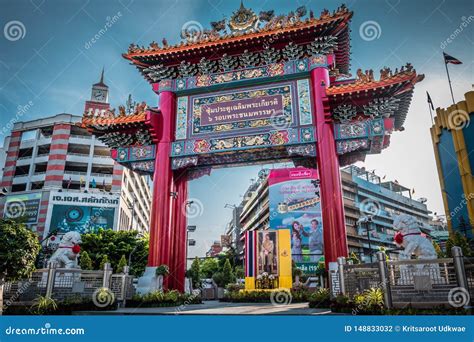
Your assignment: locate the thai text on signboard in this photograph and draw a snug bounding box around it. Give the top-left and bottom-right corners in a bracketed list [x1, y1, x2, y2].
[200, 95, 284, 125]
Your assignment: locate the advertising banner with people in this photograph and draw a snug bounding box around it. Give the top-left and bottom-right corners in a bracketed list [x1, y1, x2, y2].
[269, 168, 324, 274]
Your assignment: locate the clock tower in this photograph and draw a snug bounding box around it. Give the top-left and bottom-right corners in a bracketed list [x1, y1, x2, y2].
[84, 68, 110, 115]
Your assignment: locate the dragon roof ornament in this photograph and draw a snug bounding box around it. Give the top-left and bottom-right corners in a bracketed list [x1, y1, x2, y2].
[126, 3, 350, 54]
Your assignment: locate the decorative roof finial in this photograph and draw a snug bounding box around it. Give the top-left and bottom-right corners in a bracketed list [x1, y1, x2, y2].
[93, 67, 108, 87]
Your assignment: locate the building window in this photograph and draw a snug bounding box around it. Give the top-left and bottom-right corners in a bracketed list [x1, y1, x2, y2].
[21, 130, 36, 142]
[11, 183, 27, 192]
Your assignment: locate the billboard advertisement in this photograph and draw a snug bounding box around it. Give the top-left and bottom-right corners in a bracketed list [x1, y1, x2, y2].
[47, 191, 119, 235]
[3, 192, 42, 224]
[49, 205, 115, 234]
[268, 168, 323, 274]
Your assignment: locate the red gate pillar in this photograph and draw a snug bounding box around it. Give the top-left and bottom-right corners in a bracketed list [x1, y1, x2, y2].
[310, 56, 348, 266]
[168, 169, 188, 292]
[148, 91, 176, 284]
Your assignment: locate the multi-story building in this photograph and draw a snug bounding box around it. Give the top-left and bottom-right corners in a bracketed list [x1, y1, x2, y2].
[236, 166, 435, 262]
[205, 241, 223, 257]
[223, 204, 244, 258]
[428, 218, 449, 248]
[0, 143, 6, 185]
[0, 74, 151, 237]
[342, 165, 432, 261]
[430, 90, 474, 239]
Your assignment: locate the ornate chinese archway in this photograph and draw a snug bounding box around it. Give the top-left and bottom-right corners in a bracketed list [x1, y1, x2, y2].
[82, 3, 423, 292]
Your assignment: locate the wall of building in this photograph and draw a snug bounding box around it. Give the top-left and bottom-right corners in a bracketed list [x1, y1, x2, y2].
[0, 113, 151, 238]
[430, 90, 474, 239]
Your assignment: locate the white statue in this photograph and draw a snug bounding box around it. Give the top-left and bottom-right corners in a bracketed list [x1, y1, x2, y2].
[47, 231, 82, 269]
[393, 214, 437, 260]
[392, 214, 440, 284]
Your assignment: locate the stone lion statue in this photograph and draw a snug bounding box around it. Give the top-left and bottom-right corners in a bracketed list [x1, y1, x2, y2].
[393, 214, 437, 260]
[47, 231, 82, 269]
[393, 214, 440, 284]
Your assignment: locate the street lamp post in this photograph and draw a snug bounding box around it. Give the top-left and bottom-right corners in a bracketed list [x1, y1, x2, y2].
[186, 225, 196, 267]
[358, 216, 374, 263]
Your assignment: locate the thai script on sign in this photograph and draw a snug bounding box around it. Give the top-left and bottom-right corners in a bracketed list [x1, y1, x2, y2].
[200, 95, 284, 125]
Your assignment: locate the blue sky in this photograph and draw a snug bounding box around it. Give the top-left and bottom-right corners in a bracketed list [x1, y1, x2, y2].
[1, 0, 473, 257]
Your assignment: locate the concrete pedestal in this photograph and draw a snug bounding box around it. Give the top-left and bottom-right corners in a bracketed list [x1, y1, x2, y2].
[136, 267, 163, 295]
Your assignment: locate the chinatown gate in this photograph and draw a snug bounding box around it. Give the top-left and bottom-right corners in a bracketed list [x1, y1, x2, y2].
[82, 4, 423, 292]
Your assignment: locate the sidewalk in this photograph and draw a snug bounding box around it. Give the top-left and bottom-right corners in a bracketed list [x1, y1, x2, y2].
[74, 301, 335, 315]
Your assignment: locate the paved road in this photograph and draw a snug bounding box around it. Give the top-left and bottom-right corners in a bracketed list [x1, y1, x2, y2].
[75, 301, 334, 315]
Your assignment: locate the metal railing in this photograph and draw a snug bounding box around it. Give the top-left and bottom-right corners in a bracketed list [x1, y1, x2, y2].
[335, 247, 471, 309]
[70, 134, 92, 140]
[3, 263, 135, 307]
[63, 171, 87, 176]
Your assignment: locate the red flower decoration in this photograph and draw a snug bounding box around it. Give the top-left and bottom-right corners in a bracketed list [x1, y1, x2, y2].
[394, 232, 404, 244]
[72, 244, 81, 254]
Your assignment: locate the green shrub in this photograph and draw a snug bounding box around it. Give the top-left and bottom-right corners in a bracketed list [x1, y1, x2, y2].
[116, 255, 127, 273]
[127, 290, 202, 308]
[155, 264, 170, 277]
[234, 266, 245, 279]
[99, 255, 110, 270]
[353, 288, 384, 312]
[226, 283, 244, 293]
[188, 257, 201, 288]
[6, 296, 116, 315]
[30, 296, 58, 315]
[221, 259, 235, 286]
[308, 288, 331, 308]
[79, 251, 93, 270]
[222, 288, 312, 303]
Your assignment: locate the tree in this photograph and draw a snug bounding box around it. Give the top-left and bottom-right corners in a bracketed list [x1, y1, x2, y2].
[348, 251, 361, 264]
[79, 251, 93, 270]
[99, 255, 110, 270]
[80, 229, 148, 276]
[234, 265, 245, 279]
[221, 259, 235, 286]
[432, 240, 444, 258]
[188, 257, 201, 288]
[116, 255, 127, 273]
[200, 258, 219, 278]
[445, 232, 472, 257]
[0, 219, 40, 314]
